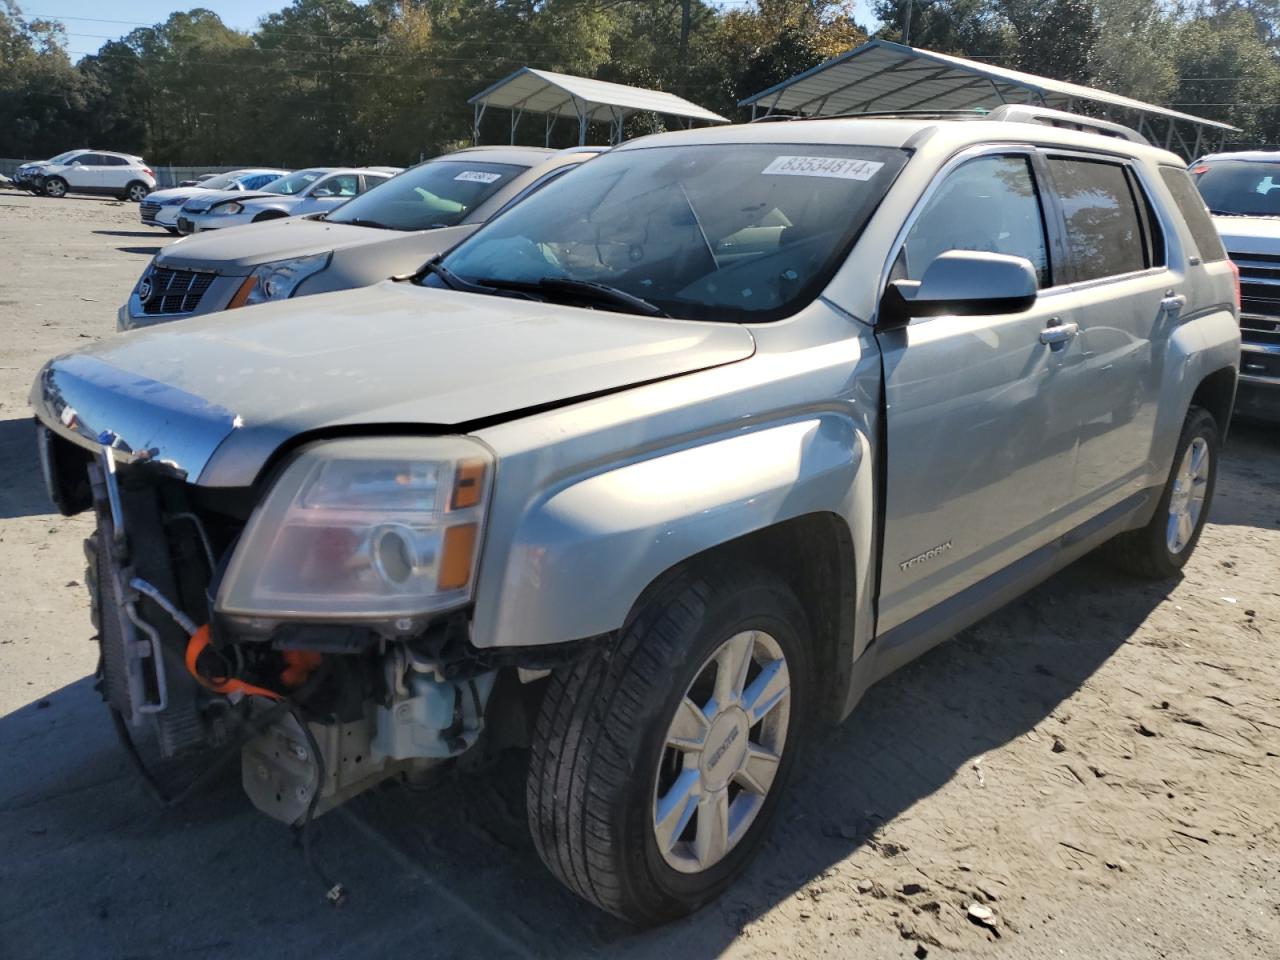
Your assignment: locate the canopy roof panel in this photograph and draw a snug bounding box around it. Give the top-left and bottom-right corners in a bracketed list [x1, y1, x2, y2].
[469, 68, 729, 126]
[741, 40, 1236, 135]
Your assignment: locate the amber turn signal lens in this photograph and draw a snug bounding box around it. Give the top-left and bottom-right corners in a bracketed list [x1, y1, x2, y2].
[227, 275, 257, 310]
[451, 460, 486, 510]
[438, 523, 477, 590]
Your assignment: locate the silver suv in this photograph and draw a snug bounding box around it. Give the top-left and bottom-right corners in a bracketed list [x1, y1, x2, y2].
[30, 109, 1240, 924]
[1190, 151, 1280, 420]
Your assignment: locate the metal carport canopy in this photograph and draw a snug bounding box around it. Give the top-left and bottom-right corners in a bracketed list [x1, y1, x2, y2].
[740, 40, 1237, 158]
[469, 67, 730, 146]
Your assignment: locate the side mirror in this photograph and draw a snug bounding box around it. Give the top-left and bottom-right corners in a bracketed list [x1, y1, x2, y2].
[879, 250, 1038, 329]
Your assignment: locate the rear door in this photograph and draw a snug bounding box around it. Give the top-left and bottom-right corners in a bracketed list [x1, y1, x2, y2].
[876, 149, 1081, 634]
[1041, 153, 1176, 518]
[99, 155, 132, 190]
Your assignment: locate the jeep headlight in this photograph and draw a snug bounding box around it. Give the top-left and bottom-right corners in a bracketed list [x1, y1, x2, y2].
[216, 437, 492, 622]
[241, 252, 330, 305]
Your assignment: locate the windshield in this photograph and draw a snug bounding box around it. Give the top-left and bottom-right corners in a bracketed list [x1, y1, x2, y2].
[433, 143, 907, 322]
[328, 159, 526, 231]
[1191, 159, 1280, 217]
[201, 171, 242, 190]
[47, 151, 81, 164]
[260, 169, 326, 196]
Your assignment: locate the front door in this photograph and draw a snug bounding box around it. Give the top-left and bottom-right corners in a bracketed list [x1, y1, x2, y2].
[298, 173, 360, 215]
[875, 151, 1080, 634]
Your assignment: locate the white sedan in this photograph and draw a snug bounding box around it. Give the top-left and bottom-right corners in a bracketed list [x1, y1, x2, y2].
[139, 168, 289, 233]
[176, 167, 400, 233]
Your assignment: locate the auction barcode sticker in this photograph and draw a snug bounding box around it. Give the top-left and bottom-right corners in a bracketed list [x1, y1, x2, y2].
[761, 156, 884, 180]
[455, 170, 502, 183]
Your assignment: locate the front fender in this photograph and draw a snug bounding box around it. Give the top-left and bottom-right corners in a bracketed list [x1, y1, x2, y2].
[472, 415, 865, 649]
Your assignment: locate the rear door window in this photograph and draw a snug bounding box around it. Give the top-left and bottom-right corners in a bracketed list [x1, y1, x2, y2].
[1046, 157, 1152, 281]
[1162, 166, 1228, 262]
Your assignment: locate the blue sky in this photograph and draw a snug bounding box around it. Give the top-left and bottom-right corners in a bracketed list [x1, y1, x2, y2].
[28, 0, 880, 60]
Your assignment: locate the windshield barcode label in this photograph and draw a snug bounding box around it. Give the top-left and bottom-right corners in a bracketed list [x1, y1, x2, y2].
[455, 171, 502, 184]
[761, 156, 884, 180]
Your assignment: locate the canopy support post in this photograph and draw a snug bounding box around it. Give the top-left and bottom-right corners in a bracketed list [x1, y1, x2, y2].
[472, 102, 487, 145]
[510, 108, 523, 145]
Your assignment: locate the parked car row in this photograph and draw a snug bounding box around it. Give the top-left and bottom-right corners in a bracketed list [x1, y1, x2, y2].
[141, 168, 289, 233]
[30, 108, 1245, 925]
[119, 147, 595, 327]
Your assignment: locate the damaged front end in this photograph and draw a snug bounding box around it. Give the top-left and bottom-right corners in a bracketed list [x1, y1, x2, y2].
[34, 355, 504, 827]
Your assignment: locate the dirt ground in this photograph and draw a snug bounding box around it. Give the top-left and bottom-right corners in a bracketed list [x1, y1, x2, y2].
[0, 190, 1277, 960]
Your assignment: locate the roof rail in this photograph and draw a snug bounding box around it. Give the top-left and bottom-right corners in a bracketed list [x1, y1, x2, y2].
[985, 105, 1149, 145]
[749, 108, 989, 124]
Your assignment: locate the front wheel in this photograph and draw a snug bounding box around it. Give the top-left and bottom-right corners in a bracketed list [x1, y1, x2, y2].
[1105, 405, 1220, 578]
[527, 566, 813, 924]
[44, 177, 68, 198]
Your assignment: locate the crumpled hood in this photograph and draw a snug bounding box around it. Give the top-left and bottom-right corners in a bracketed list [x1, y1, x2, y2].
[32, 282, 756, 487]
[158, 217, 385, 274]
[1212, 214, 1280, 254]
[147, 186, 222, 206]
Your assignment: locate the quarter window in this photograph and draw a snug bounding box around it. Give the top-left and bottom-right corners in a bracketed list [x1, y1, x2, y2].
[899, 155, 1050, 287]
[1047, 157, 1151, 281]
[1162, 166, 1228, 262]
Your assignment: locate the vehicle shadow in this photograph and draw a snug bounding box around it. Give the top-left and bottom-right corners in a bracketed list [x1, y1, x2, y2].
[0, 556, 1168, 960]
[0, 417, 52, 520]
[94, 230, 164, 239]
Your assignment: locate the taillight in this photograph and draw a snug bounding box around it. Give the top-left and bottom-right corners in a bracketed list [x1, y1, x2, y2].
[143, 167, 154, 177]
[1228, 259, 1241, 311]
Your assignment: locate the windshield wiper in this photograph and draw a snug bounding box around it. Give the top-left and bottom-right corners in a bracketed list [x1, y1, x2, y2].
[403, 257, 541, 301]
[536, 277, 670, 317]
[338, 217, 392, 230]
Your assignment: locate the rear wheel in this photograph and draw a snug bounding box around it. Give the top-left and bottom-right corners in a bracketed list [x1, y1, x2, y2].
[1105, 406, 1219, 578]
[44, 177, 68, 198]
[527, 566, 812, 924]
[126, 182, 150, 203]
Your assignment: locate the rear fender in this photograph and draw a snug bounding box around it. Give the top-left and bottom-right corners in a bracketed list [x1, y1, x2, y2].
[1152, 308, 1239, 474]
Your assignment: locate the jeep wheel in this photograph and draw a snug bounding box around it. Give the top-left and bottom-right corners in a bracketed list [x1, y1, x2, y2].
[126, 182, 150, 203]
[527, 567, 812, 924]
[1105, 405, 1219, 578]
[44, 177, 68, 198]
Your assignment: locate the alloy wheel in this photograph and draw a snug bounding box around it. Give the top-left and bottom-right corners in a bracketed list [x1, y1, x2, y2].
[1166, 436, 1210, 554]
[129, 184, 149, 202]
[653, 629, 791, 874]
[46, 179, 66, 198]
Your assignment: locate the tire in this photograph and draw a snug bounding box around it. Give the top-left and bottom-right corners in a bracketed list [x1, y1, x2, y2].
[252, 211, 285, 223]
[527, 565, 814, 924]
[165, 227, 180, 235]
[44, 177, 68, 198]
[1105, 405, 1219, 579]
[126, 182, 150, 203]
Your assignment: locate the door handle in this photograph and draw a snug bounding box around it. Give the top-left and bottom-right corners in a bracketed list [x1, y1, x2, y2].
[1161, 293, 1187, 311]
[1039, 321, 1079, 345]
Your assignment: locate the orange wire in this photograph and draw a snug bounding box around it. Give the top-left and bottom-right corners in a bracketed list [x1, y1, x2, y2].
[186, 625, 284, 701]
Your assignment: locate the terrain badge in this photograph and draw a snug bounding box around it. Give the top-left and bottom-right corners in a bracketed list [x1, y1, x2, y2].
[899, 540, 953, 572]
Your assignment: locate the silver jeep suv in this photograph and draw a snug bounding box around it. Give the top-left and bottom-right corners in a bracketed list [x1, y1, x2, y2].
[30, 108, 1240, 924]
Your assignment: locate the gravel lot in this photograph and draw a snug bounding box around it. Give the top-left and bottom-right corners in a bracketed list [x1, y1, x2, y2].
[0, 190, 1278, 960]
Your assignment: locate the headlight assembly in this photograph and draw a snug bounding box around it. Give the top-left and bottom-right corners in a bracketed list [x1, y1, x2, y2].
[212, 202, 244, 216]
[215, 436, 493, 623]
[239, 252, 331, 306]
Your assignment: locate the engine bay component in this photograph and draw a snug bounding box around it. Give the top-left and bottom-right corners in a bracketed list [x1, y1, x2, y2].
[241, 652, 498, 825]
